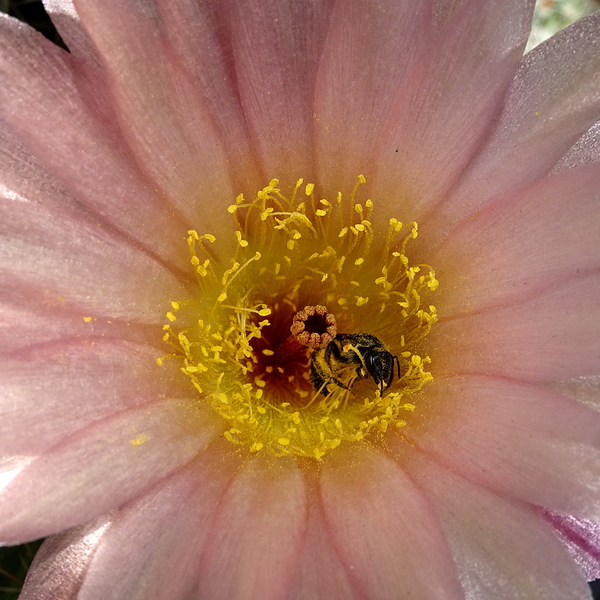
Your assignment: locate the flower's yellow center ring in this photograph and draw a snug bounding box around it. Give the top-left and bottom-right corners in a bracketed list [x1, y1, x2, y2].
[160, 176, 438, 460]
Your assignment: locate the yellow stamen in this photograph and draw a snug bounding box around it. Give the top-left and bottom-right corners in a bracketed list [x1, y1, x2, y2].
[162, 177, 438, 459]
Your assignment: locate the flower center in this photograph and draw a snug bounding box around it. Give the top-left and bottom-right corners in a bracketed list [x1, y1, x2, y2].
[161, 177, 438, 460]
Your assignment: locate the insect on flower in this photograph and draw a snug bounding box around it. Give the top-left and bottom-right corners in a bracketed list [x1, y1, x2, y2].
[309, 332, 401, 396]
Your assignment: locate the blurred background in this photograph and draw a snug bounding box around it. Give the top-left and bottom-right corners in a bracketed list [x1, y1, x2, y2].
[0, 0, 599, 598]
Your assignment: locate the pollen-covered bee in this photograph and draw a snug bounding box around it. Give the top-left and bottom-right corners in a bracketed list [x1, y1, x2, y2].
[309, 333, 400, 396]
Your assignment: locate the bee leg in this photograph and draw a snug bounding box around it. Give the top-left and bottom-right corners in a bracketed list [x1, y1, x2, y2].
[331, 377, 350, 390]
[355, 365, 368, 379]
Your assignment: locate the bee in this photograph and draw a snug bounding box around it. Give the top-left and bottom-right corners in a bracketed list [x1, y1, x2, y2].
[309, 333, 400, 396]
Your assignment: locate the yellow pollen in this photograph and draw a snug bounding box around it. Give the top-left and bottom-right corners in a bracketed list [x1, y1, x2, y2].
[162, 176, 438, 459]
[130, 433, 150, 446]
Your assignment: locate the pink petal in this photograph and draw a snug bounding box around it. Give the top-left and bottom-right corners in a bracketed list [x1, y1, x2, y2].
[422, 11, 600, 249]
[20, 514, 113, 600]
[0, 338, 187, 456]
[227, 0, 335, 183]
[71, 0, 238, 233]
[152, 0, 266, 195]
[43, 0, 102, 69]
[430, 273, 600, 383]
[0, 138, 169, 343]
[550, 376, 600, 412]
[0, 196, 190, 324]
[0, 15, 189, 266]
[314, 0, 432, 192]
[431, 0, 464, 30]
[395, 447, 593, 600]
[0, 127, 82, 215]
[287, 466, 361, 600]
[373, 0, 534, 217]
[77, 441, 243, 600]
[406, 375, 600, 519]
[0, 160, 181, 351]
[555, 121, 600, 172]
[198, 454, 307, 600]
[0, 398, 223, 544]
[430, 162, 600, 317]
[320, 445, 464, 600]
[0, 302, 164, 355]
[0, 134, 180, 333]
[543, 509, 600, 581]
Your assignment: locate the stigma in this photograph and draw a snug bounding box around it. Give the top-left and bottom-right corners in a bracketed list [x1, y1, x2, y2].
[161, 176, 438, 460]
